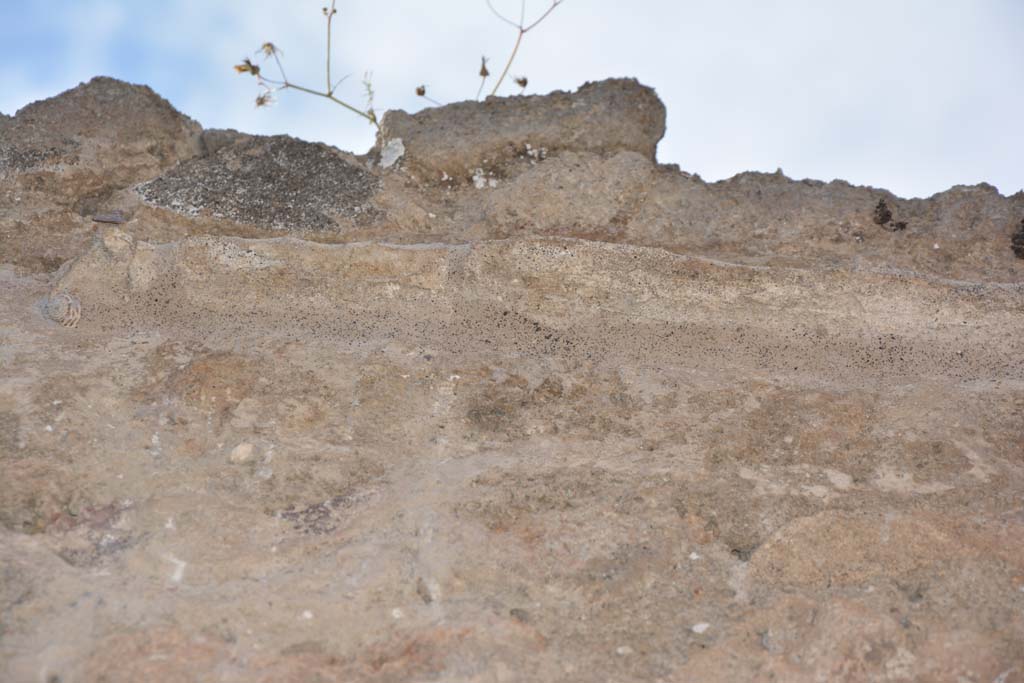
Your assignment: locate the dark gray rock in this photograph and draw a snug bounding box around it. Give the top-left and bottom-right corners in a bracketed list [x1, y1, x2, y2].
[137, 135, 380, 232]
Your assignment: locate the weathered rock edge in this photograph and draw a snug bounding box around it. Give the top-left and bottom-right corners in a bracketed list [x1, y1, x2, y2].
[373, 78, 666, 181]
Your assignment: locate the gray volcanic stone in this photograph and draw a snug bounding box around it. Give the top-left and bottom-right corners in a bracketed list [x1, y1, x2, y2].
[199, 128, 255, 156]
[374, 78, 666, 182]
[137, 135, 380, 232]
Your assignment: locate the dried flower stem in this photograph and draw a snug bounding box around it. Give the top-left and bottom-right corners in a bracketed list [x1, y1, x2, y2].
[476, 57, 491, 100]
[265, 78, 372, 123]
[244, 1, 378, 128]
[242, 1, 565, 122]
[326, 1, 334, 93]
[485, 0, 563, 97]
[491, 30, 524, 97]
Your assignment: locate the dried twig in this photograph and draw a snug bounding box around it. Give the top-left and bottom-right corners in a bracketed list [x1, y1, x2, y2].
[361, 72, 378, 126]
[484, 0, 563, 96]
[476, 57, 491, 100]
[236, 0, 378, 127]
[238, 0, 565, 122]
[416, 85, 443, 106]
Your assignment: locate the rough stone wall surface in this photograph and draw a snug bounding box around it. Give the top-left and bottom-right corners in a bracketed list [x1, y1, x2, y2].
[1, 77, 1023, 683]
[374, 78, 666, 182]
[0, 76, 201, 197]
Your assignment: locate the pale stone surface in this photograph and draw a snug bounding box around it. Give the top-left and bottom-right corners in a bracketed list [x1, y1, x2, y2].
[1, 77, 1023, 682]
[228, 442, 256, 464]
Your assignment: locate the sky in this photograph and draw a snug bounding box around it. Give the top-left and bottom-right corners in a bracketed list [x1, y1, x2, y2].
[1, 0, 1021, 199]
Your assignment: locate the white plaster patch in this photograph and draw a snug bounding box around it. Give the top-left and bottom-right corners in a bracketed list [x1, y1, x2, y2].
[380, 138, 405, 168]
[825, 468, 854, 490]
[165, 555, 187, 583]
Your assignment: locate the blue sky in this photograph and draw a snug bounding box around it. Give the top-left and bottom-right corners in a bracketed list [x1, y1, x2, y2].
[2, 0, 1022, 199]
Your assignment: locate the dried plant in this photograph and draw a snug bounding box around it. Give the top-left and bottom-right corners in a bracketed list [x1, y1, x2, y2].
[237, 1, 565, 125]
[416, 85, 442, 106]
[236, 1, 378, 127]
[476, 57, 491, 100]
[482, 0, 563, 96]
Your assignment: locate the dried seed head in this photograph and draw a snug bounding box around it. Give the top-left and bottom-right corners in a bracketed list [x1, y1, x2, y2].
[479, 57, 490, 78]
[260, 42, 280, 57]
[416, 85, 427, 97]
[234, 58, 260, 76]
[515, 76, 528, 89]
[255, 91, 275, 107]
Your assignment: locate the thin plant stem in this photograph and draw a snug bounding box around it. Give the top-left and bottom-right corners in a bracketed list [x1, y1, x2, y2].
[245, 0, 564, 124]
[250, 1, 378, 129]
[326, 0, 336, 92]
[490, 30, 523, 97]
[487, 0, 563, 97]
[523, 0, 562, 31]
[331, 74, 350, 93]
[272, 51, 288, 83]
[485, 0, 521, 30]
[279, 80, 377, 125]
[256, 69, 375, 126]
[260, 75, 286, 87]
